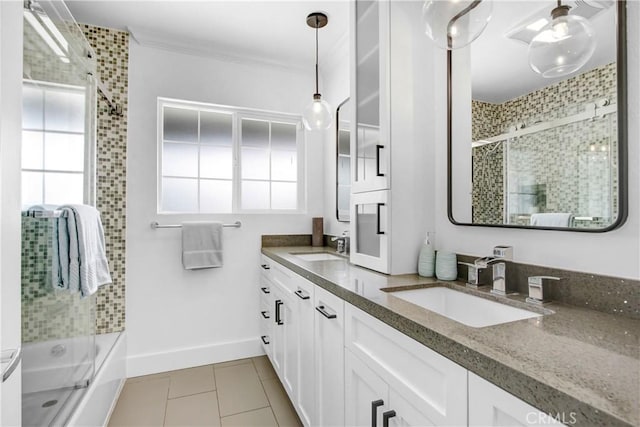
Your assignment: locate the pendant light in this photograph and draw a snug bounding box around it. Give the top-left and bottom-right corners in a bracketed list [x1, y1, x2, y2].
[302, 12, 332, 131]
[528, 1, 596, 78]
[422, 0, 493, 50]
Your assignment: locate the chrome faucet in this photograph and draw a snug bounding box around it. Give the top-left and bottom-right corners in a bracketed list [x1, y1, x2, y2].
[526, 276, 560, 305]
[474, 246, 514, 296]
[331, 230, 350, 255]
[458, 262, 486, 288]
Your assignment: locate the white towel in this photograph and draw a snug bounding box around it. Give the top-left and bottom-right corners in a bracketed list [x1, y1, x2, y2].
[182, 221, 223, 270]
[530, 213, 574, 227]
[59, 205, 112, 296]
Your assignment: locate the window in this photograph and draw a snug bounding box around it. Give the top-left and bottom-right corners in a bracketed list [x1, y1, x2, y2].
[21, 81, 92, 208]
[159, 99, 304, 213]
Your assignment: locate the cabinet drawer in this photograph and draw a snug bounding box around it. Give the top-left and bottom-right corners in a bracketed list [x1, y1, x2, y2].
[259, 297, 272, 354]
[345, 304, 467, 426]
[271, 261, 295, 293]
[260, 255, 272, 275]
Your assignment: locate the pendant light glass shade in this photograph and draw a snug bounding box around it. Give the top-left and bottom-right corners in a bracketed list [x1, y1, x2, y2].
[422, 0, 493, 50]
[303, 94, 332, 130]
[528, 5, 596, 78]
[303, 12, 332, 131]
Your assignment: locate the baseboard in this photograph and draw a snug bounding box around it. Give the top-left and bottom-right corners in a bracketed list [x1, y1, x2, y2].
[126, 337, 264, 377]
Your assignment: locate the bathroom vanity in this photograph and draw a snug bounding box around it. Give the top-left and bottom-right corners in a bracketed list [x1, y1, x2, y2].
[258, 246, 638, 427]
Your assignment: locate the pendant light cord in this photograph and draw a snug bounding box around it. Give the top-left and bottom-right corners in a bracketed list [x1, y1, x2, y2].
[315, 15, 319, 95]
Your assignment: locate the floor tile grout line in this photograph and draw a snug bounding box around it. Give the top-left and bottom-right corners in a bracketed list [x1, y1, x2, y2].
[167, 387, 218, 400]
[212, 364, 224, 426]
[256, 364, 281, 426]
[220, 404, 272, 420]
[162, 381, 170, 427]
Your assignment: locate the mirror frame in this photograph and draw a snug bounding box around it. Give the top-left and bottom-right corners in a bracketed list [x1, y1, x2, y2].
[447, 1, 628, 232]
[336, 98, 351, 223]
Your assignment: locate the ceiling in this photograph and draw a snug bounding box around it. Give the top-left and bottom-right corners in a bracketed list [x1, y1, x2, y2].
[470, 1, 617, 103]
[65, 0, 350, 71]
[64, 1, 617, 104]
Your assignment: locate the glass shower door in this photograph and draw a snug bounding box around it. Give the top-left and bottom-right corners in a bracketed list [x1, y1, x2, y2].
[21, 1, 98, 424]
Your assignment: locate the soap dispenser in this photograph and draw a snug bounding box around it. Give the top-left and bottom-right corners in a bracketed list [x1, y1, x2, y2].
[418, 232, 435, 277]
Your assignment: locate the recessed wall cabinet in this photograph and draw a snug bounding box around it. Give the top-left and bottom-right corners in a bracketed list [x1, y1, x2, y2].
[259, 257, 566, 426]
[350, 0, 431, 274]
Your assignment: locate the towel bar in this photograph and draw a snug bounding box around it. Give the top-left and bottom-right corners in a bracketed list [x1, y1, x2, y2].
[22, 210, 68, 218]
[150, 221, 242, 229]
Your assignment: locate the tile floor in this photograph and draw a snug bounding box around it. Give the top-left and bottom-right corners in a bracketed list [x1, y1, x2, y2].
[108, 356, 303, 427]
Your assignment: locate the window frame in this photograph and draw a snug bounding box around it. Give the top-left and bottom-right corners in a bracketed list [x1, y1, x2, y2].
[157, 97, 306, 214]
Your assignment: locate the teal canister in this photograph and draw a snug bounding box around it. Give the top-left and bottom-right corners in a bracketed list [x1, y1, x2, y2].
[418, 232, 435, 277]
[435, 251, 458, 281]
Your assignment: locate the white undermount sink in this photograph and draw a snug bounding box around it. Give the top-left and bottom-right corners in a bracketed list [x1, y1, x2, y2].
[292, 252, 345, 262]
[389, 287, 542, 328]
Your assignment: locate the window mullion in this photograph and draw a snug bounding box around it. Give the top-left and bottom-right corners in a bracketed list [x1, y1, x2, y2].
[268, 121, 272, 210]
[233, 113, 240, 213]
[197, 110, 202, 213]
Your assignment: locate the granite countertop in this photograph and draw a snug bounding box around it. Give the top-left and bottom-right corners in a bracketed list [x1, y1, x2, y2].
[262, 246, 640, 427]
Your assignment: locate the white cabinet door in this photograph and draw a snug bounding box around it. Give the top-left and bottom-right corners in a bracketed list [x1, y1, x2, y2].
[469, 373, 566, 426]
[270, 279, 296, 389]
[281, 289, 297, 399]
[350, 190, 390, 274]
[345, 304, 467, 426]
[387, 387, 441, 427]
[345, 349, 389, 427]
[313, 286, 345, 427]
[293, 276, 315, 426]
[351, 0, 391, 194]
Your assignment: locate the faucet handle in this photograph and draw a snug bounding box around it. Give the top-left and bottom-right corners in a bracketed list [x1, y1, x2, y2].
[458, 262, 485, 288]
[526, 276, 560, 305]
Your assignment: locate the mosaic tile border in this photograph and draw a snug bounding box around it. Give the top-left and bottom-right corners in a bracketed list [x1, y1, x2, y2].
[81, 25, 129, 334]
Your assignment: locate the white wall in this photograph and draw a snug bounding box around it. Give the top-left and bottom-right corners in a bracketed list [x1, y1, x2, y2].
[433, 2, 640, 280]
[126, 41, 324, 376]
[322, 36, 350, 237]
[0, 1, 23, 424]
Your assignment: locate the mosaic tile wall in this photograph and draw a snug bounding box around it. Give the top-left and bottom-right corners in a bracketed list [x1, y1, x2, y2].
[21, 218, 95, 343]
[21, 24, 128, 340]
[472, 142, 504, 224]
[81, 25, 129, 334]
[471, 63, 617, 227]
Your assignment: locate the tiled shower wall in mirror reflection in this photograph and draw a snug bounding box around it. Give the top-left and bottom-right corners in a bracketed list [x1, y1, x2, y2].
[471, 62, 617, 227]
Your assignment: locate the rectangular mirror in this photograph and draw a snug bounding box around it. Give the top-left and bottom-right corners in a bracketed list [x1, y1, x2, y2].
[336, 98, 351, 222]
[448, 0, 627, 231]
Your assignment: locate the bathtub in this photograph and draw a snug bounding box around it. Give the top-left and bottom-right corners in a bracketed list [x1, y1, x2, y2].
[22, 336, 95, 396]
[22, 332, 125, 427]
